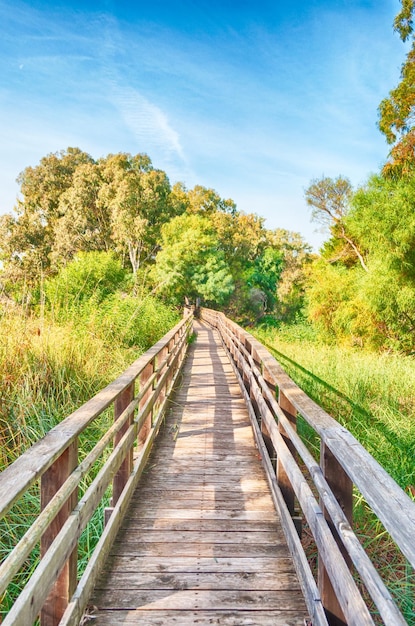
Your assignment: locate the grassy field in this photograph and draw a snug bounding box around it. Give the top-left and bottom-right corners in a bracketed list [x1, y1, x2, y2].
[253, 322, 415, 623]
[0, 298, 179, 618]
[254, 324, 415, 491]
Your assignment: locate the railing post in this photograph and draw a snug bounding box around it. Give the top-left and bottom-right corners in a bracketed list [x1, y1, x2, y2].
[112, 382, 135, 506]
[277, 390, 297, 515]
[318, 442, 353, 626]
[40, 440, 78, 626]
[156, 343, 169, 415]
[138, 360, 155, 450]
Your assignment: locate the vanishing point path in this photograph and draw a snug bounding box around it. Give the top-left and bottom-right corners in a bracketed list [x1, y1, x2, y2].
[90, 321, 308, 625]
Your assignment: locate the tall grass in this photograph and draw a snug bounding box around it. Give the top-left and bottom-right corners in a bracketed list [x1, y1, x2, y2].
[254, 323, 415, 491]
[0, 295, 179, 618]
[254, 322, 415, 624]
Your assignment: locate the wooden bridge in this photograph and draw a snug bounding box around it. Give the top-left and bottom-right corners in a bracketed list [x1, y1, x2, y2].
[1, 308, 414, 625]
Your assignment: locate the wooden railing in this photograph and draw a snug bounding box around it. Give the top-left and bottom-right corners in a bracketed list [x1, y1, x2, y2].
[200, 307, 415, 626]
[0, 311, 193, 626]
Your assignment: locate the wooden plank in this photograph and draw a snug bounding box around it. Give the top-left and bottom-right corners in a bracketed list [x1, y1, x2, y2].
[40, 440, 78, 626]
[94, 571, 301, 591]
[110, 542, 289, 558]
[110, 529, 283, 544]
[92, 588, 306, 610]
[122, 508, 278, 521]
[101, 555, 297, 573]
[87, 323, 308, 625]
[121, 519, 279, 531]
[90, 610, 306, 625]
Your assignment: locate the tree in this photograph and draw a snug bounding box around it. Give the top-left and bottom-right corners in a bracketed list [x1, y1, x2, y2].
[99, 153, 175, 274]
[269, 229, 313, 320]
[152, 214, 234, 306]
[345, 173, 415, 350]
[51, 162, 111, 267]
[304, 171, 415, 351]
[185, 185, 237, 215]
[305, 259, 379, 347]
[44, 251, 127, 316]
[0, 148, 95, 286]
[378, 0, 415, 175]
[305, 176, 368, 271]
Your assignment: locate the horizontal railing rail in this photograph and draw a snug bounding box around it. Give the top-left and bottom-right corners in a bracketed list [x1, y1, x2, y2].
[200, 307, 415, 626]
[0, 310, 193, 626]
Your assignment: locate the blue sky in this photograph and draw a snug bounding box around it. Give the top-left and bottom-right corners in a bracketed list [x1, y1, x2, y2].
[0, 0, 406, 249]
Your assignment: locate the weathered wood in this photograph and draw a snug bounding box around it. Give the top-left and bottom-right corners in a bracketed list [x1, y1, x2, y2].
[94, 570, 301, 590]
[138, 360, 155, 449]
[250, 358, 408, 626]
[220, 326, 329, 626]
[40, 440, 78, 626]
[90, 610, 307, 625]
[86, 323, 308, 626]
[318, 442, 353, 625]
[101, 555, 297, 573]
[203, 308, 412, 626]
[236, 320, 415, 570]
[112, 382, 135, 505]
[59, 331, 190, 626]
[277, 389, 297, 514]
[93, 588, 306, 610]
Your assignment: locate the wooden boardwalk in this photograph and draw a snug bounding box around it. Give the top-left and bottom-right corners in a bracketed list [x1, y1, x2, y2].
[90, 322, 308, 625]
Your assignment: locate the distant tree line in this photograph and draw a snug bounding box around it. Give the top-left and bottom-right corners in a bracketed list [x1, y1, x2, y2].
[0, 148, 311, 323]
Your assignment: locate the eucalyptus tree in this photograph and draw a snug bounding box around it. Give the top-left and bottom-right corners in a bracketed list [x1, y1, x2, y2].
[99, 153, 175, 274]
[0, 148, 94, 287]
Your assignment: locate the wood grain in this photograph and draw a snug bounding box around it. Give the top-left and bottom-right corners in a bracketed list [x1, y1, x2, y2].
[90, 323, 308, 625]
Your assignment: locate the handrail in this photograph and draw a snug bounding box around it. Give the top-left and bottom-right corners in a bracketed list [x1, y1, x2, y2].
[200, 307, 415, 626]
[0, 310, 193, 626]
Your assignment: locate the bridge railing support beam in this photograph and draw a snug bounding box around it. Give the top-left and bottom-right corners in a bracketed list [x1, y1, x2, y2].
[277, 390, 297, 517]
[40, 440, 78, 626]
[112, 382, 135, 506]
[318, 442, 353, 626]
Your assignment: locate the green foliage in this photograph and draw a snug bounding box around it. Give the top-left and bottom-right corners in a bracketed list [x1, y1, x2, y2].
[0, 146, 312, 326]
[91, 293, 179, 350]
[249, 247, 283, 310]
[305, 259, 380, 347]
[303, 169, 415, 352]
[0, 297, 178, 617]
[345, 174, 415, 351]
[44, 251, 127, 317]
[152, 213, 234, 306]
[253, 325, 415, 491]
[99, 153, 176, 273]
[378, 1, 415, 173]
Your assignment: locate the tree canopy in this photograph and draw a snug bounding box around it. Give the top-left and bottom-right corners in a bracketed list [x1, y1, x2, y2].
[0, 147, 310, 320]
[378, 0, 415, 175]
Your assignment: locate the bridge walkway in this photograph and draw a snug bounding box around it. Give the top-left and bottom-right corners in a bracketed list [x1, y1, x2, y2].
[89, 322, 308, 625]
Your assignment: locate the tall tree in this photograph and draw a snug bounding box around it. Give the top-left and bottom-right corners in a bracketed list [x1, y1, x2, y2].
[269, 229, 313, 320]
[0, 148, 94, 285]
[378, 0, 415, 175]
[51, 162, 111, 266]
[305, 176, 368, 271]
[99, 153, 174, 274]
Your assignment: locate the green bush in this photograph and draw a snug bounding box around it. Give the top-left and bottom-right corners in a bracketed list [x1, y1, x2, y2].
[44, 251, 127, 318]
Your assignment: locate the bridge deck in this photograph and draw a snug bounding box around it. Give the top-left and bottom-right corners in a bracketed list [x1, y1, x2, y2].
[90, 322, 308, 625]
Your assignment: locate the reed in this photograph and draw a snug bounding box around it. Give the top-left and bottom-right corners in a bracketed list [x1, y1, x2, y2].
[254, 323, 415, 624]
[0, 296, 179, 618]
